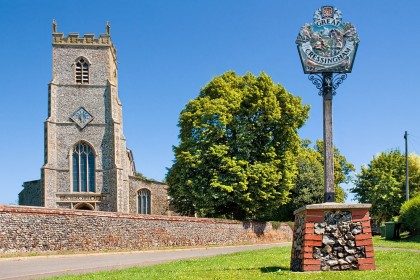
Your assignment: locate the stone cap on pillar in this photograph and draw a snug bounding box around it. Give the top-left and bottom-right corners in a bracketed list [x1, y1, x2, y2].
[294, 203, 372, 215]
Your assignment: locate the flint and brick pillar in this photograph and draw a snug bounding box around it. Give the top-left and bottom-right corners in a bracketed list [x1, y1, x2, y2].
[291, 203, 375, 272]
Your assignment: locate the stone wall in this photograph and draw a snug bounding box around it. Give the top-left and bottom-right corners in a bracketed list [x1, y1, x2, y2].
[0, 205, 292, 254]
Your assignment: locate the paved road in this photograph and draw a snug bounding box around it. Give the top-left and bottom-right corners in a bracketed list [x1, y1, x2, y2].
[0, 243, 291, 280]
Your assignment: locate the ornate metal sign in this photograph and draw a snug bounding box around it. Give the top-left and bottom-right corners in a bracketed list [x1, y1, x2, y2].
[296, 6, 359, 73]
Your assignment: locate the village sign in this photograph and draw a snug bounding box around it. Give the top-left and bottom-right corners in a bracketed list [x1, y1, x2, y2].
[297, 6, 359, 74]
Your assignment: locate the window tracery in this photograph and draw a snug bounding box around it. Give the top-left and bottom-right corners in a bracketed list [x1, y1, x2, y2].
[72, 142, 95, 192]
[138, 189, 151, 214]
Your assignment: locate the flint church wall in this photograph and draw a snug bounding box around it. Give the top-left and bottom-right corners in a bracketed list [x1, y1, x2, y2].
[0, 205, 292, 254]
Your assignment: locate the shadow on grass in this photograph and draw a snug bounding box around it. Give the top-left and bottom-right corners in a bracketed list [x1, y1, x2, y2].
[260, 266, 290, 273]
[148, 266, 291, 275]
[376, 234, 420, 244]
[393, 234, 420, 242]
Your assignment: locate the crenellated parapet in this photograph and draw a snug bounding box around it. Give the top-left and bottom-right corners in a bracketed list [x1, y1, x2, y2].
[52, 20, 116, 56]
[52, 32, 112, 45]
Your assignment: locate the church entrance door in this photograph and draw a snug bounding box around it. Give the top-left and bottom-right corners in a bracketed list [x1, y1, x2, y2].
[74, 203, 94, 210]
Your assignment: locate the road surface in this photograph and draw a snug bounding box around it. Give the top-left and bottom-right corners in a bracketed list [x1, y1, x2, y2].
[0, 243, 291, 280]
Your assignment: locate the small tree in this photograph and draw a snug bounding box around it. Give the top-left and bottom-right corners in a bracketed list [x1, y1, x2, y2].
[166, 71, 309, 220]
[399, 194, 420, 234]
[273, 140, 354, 221]
[351, 150, 420, 223]
[292, 144, 324, 208]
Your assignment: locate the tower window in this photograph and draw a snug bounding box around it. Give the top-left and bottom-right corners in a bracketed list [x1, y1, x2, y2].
[138, 189, 151, 214]
[75, 58, 89, 84]
[72, 142, 95, 192]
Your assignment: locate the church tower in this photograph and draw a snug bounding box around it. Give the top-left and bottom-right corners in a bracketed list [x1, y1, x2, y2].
[41, 21, 134, 212]
[19, 22, 169, 215]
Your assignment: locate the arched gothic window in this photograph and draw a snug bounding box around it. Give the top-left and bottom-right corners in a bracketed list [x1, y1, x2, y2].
[138, 189, 151, 214]
[75, 57, 89, 84]
[72, 142, 95, 192]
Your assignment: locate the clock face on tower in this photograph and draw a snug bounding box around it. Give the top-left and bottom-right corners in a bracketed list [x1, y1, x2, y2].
[71, 107, 94, 129]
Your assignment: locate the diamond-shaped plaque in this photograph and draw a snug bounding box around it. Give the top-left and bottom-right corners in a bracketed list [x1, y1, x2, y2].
[71, 107, 94, 129]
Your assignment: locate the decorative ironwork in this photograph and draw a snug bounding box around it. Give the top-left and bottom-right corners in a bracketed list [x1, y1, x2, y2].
[308, 74, 323, 95]
[308, 73, 347, 96]
[332, 73, 347, 95]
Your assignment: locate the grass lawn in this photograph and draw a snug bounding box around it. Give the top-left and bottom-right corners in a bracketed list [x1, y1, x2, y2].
[48, 240, 419, 280]
[372, 233, 420, 250]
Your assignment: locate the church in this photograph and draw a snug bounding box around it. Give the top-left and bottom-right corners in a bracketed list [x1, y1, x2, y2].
[19, 22, 169, 215]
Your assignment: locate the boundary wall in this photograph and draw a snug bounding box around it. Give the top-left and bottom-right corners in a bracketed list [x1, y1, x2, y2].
[0, 205, 292, 253]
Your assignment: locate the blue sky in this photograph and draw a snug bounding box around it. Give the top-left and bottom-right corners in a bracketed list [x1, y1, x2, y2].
[1, 0, 419, 205]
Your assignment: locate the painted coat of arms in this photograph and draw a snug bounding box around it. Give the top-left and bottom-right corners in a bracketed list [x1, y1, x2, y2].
[296, 6, 359, 73]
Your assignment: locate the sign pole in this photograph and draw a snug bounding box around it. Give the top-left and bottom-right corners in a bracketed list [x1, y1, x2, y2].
[322, 73, 335, 202]
[405, 131, 409, 201]
[291, 7, 376, 273]
[296, 6, 359, 203]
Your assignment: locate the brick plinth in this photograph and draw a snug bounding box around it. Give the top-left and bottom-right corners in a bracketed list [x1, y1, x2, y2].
[290, 203, 376, 272]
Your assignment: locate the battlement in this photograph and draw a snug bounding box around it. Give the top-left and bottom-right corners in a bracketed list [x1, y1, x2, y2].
[51, 20, 115, 51]
[52, 32, 113, 46]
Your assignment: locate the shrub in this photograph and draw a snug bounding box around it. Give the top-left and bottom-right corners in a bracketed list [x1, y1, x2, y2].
[270, 221, 281, 230]
[399, 195, 420, 234]
[270, 221, 294, 231]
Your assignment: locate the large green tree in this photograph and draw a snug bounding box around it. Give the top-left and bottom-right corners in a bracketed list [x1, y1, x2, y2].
[351, 150, 420, 223]
[166, 71, 309, 220]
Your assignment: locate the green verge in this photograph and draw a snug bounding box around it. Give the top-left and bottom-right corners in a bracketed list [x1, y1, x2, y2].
[47, 245, 419, 280]
[373, 234, 420, 249]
